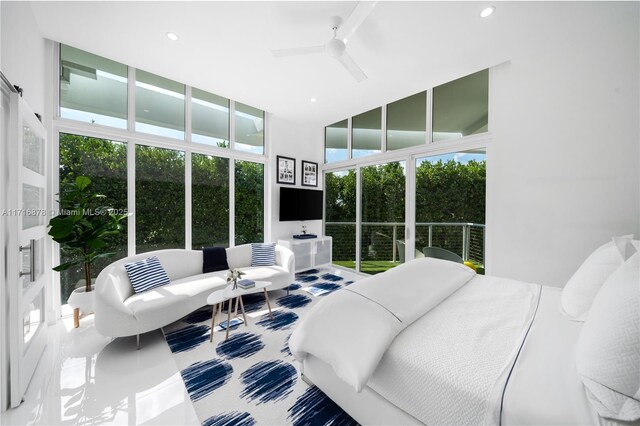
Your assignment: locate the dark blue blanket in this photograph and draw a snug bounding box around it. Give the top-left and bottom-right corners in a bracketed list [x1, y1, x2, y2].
[202, 246, 229, 273]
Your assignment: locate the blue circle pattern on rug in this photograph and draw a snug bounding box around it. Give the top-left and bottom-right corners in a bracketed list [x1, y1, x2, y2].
[164, 267, 359, 425]
[321, 273, 344, 282]
[181, 359, 233, 402]
[216, 332, 264, 360]
[240, 360, 297, 404]
[276, 293, 312, 309]
[165, 325, 210, 353]
[309, 282, 342, 295]
[239, 293, 267, 313]
[257, 310, 298, 331]
[202, 411, 256, 426]
[297, 274, 319, 283]
[288, 385, 359, 426]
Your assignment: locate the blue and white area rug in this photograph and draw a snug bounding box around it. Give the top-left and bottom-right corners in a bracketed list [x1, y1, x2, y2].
[162, 268, 360, 426]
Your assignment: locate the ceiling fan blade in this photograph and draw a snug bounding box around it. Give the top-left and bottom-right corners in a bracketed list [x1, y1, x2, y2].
[338, 1, 377, 44]
[272, 45, 325, 58]
[336, 52, 367, 82]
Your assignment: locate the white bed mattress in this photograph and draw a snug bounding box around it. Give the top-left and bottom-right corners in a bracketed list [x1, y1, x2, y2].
[366, 274, 540, 425]
[302, 275, 611, 425]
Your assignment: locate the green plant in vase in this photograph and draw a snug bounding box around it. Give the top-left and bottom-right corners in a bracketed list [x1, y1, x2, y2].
[48, 176, 127, 325]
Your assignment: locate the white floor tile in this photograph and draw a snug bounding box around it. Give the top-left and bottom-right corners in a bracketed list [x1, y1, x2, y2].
[1, 315, 198, 426]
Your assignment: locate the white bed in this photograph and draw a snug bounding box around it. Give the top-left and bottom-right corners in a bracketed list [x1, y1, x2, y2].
[289, 256, 638, 425]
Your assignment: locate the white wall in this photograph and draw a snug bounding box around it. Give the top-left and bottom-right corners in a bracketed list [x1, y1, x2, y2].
[487, 2, 640, 286]
[0, 1, 46, 116]
[267, 114, 324, 242]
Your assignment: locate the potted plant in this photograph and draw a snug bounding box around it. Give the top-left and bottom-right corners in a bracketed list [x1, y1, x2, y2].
[48, 176, 127, 327]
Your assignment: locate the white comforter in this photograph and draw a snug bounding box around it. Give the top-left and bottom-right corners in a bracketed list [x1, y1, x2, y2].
[289, 258, 476, 392]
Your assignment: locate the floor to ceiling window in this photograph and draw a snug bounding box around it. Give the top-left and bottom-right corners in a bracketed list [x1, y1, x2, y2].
[192, 153, 230, 249]
[415, 151, 486, 271]
[58, 133, 128, 302]
[234, 160, 264, 245]
[55, 44, 268, 309]
[135, 146, 185, 253]
[323, 68, 489, 275]
[325, 169, 357, 270]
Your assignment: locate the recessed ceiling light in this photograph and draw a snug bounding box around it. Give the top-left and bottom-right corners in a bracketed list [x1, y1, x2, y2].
[480, 6, 495, 18]
[310, 98, 317, 103]
[166, 32, 179, 41]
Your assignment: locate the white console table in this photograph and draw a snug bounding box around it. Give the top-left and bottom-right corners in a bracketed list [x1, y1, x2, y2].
[277, 236, 332, 273]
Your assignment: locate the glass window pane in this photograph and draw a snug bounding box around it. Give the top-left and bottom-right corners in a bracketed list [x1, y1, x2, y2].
[352, 107, 381, 158]
[415, 151, 486, 272]
[136, 145, 185, 252]
[192, 153, 229, 249]
[234, 102, 264, 154]
[192, 88, 229, 147]
[361, 161, 405, 274]
[60, 44, 128, 128]
[325, 120, 348, 163]
[58, 133, 128, 303]
[387, 92, 426, 151]
[135, 70, 185, 139]
[432, 69, 488, 142]
[324, 169, 356, 270]
[235, 160, 264, 244]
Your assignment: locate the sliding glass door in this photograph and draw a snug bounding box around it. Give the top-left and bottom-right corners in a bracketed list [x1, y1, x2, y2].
[324, 150, 486, 275]
[360, 161, 406, 274]
[414, 151, 486, 272]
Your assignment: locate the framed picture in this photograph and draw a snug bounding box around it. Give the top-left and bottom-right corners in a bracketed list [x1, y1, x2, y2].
[277, 155, 296, 185]
[301, 160, 318, 187]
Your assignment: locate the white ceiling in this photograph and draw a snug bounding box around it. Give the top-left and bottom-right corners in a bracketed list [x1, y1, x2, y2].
[29, 1, 524, 128]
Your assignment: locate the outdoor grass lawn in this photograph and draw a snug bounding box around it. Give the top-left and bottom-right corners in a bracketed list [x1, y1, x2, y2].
[333, 259, 485, 275]
[333, 260, 399, 275]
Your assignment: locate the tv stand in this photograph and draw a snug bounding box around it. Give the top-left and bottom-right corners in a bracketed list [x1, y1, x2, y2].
[277, 236, 332, 273]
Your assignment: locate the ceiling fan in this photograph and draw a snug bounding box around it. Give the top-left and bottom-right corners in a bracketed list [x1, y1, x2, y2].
[272, 1, 377, 83]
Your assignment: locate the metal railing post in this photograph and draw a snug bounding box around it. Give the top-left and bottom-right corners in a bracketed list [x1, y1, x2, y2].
[428, 225, 432, 248]
[462, 225, 467, 260]
[392, 225, 397, 262]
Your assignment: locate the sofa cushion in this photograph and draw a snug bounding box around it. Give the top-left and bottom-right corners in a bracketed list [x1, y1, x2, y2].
[251, 242, 276, 266]
[124, 256, 171, 293]
[242, 265, 290, 283]
[124, 271, 228, 328]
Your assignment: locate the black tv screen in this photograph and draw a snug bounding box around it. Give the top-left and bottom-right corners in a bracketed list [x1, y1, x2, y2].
[279, 188, 323, 221]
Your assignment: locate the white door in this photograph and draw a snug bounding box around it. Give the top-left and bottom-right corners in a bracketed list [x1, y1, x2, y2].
[7, 93, 48, 408]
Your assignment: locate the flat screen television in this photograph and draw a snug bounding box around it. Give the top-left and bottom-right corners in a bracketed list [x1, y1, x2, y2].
[279, 187, 323, 221]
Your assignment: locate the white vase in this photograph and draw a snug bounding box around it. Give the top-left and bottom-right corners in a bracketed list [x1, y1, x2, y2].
[68, 280, 95, 328]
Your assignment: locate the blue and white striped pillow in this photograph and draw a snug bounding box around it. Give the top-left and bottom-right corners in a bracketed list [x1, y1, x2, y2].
[251, 243, 276, 267]
[124, 256, 170, 293]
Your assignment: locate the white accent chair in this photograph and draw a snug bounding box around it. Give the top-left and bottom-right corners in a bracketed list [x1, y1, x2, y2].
[94, 244, 294, 347]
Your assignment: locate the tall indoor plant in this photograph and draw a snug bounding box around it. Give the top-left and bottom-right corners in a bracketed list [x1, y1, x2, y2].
[48, 176, 127, 294]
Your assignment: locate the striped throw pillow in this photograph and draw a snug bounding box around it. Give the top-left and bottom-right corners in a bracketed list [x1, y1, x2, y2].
[124, 256, 170, 293]
[251, 243, 276, 267]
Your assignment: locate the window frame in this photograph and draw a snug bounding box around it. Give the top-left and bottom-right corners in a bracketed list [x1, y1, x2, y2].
[50, 42, 269, 318]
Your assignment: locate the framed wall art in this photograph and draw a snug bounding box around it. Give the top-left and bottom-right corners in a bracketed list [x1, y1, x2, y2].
[301, 160, 318, 187]
[277, 155, 296, 185]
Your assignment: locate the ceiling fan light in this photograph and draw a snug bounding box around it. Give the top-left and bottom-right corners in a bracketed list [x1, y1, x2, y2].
[326, 38, 346, 58]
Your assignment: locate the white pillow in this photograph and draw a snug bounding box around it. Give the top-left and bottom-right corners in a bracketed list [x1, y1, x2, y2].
[561, 235, 632, 321]
[576, 252, 640, 421]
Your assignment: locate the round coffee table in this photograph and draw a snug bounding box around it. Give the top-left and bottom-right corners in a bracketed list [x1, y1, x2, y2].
[207, 280, 273, 341]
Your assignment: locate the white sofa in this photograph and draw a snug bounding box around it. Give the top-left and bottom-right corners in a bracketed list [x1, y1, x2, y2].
[94, 244, 295, 342]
